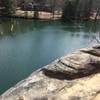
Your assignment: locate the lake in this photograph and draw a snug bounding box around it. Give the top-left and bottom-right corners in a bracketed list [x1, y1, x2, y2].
[0, 18, 100, 94]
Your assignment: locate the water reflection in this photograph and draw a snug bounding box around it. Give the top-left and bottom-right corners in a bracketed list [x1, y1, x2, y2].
[0, 18, 100, 37]
[0, 18, 53, 37]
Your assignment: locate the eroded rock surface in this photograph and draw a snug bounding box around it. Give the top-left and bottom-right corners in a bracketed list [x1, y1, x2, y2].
[0, 46, 100, 100]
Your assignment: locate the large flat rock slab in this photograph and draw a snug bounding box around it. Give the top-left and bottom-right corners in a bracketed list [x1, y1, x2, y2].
[43, 48, 100, 79]
[0, 46, 100, 100]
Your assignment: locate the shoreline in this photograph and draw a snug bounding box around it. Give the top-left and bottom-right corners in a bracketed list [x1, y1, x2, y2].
[0, 45, 100, 100]
[0, 10, 100, 21]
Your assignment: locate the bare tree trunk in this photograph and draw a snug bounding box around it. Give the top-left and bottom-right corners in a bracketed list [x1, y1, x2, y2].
[33, 5, 39, 19]
[95, 8, 100, 21]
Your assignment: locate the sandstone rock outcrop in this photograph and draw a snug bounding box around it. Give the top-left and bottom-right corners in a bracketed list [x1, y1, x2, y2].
[0, 46, 100, 100]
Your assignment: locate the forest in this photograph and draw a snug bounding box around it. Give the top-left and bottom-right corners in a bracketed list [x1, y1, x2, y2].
[0, 0, 100, 21]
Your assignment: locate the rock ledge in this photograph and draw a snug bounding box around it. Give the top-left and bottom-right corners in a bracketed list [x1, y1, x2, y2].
[0, 46, 100, 100]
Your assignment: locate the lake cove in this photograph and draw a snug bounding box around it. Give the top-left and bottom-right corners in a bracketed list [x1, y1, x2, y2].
[0, 18, 100, 94]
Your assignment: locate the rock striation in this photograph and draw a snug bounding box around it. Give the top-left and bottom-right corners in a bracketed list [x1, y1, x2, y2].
[0, 46, 100, 100]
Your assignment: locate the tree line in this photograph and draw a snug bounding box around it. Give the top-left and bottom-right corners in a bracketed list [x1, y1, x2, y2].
[62, 0, 100, 21]
[0, 0, 100, 21]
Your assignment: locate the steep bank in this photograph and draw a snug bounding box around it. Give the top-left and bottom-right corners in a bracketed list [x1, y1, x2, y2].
[0, 45, 100, 100]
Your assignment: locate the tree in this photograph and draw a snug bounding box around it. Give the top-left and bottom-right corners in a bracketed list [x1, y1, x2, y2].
[32, 0, 46, 19]
[62, 0, 75, 21]
[83, 0, 94, 20]
[32, 0, 39, 19]
[49, 0, 56, 18]
[33, 5, 39, 19]
[0, 0, 16, 15]
[95, 7, 100, 21]
[73, 0, 80, 19]
[20, 0, 25, 10]
[62, 0, 100, 21]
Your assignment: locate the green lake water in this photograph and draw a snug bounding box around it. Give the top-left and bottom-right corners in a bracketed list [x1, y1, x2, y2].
[0, 18, 100, 94]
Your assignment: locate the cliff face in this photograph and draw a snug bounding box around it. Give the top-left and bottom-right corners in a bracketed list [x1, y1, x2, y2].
[0, 46, 100, 100]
